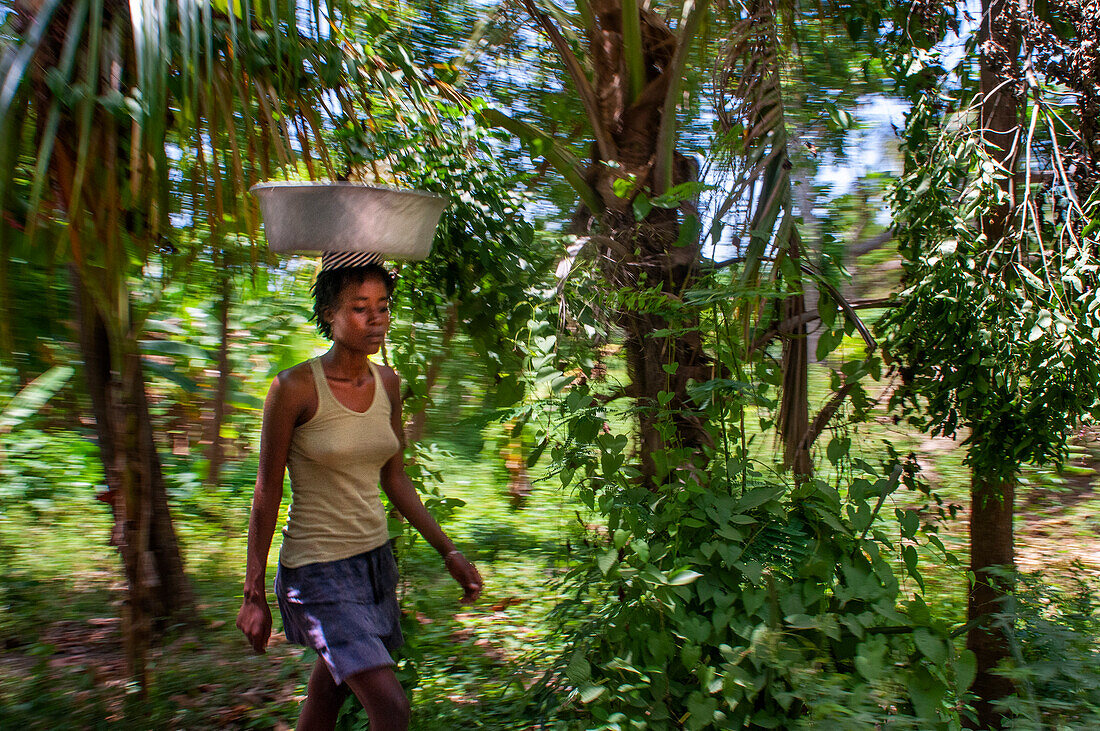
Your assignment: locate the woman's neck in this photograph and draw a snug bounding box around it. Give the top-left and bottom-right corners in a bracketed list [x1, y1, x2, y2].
[322, 344, 373, 381]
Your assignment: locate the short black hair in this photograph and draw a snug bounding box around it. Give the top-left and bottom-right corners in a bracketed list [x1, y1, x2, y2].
[310, 264, 396, 340]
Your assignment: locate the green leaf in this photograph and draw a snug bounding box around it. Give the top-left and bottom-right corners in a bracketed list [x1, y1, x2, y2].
[496, 375, 525, 407]
[855, 639, 886, 680]
[816, 328, 843, 361]
[143, 360, 201, 394]
[0, 366, 74, 432]
[734, 487, 783, 512]
[597, 549, 618, 576]
[612, 176, 636, 199]
[907, 665, 946, 721]
[141, 339, 210, 360]
[826, 436, 850, 464]
[913, 627, 946, 665]
[526, 439, 548, 468]
[681, 642, 701, 669]
[578, 684, 606, 703]
[565, 649, 592, 685]
[1018, 265, 1046, 290]
[669, 569, 703, 586]
[955, 649, 978, 692]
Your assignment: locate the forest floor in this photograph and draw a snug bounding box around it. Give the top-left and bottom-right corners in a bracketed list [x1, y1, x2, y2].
[0, 417, 579, 729]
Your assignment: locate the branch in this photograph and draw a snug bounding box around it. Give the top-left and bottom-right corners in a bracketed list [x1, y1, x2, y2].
[849, 229, 894, 258]
[594, 384, 637, 404]
[706, 255, 882, 351]
[796, 381, 854, 455]
[0, 0, 65, 120]
[520, 0, 617, 162]
[747, 298, 897, 355]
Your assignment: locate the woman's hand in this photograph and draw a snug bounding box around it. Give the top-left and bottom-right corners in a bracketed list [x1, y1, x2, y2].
[236, 594, 273, 653]
[444, 551, 483, 604]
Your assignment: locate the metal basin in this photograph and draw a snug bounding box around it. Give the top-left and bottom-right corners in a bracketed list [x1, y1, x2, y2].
[250, 182, 448, 259]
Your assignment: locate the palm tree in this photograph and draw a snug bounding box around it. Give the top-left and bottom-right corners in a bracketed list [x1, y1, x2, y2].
[475, 0, 881, 484]
[477, 0, 717, 485]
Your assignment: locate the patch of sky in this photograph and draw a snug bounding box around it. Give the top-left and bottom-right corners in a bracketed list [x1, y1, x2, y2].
[814, 94, 907, 199]
[699, 0, 983, 264]
[700, 91, 909, 264]
[296, 0, 331, 41]
[169, 212, 193, 228]
[942, 0, 980, 75]
[267, 256, 318, 292]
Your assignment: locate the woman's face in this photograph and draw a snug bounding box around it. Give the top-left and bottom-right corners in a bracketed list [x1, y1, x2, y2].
[326, 276, 391, 354]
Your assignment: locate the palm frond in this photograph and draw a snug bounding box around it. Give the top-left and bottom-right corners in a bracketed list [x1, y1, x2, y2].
[713, 0, 793, 276]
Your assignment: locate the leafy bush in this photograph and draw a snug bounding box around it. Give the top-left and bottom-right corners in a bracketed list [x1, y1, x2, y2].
[541, 379, 971, 729]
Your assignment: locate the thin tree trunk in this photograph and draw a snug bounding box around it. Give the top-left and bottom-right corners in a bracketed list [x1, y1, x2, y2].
[607, 218, 712, 486]
[205, 269, 231, 489]
[117, 342, 154, 695]
[967, 471, 1016, 728]
[967, 0, 1021, 725]
[778, 233, 811, 478]
[72, 272, 196, 688]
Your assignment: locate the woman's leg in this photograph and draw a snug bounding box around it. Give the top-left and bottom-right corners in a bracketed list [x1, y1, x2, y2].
[297, 658, 351, 731]
[344, 665, 410, 731]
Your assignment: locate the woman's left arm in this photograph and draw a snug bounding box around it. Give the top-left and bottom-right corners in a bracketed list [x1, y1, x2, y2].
[378, 366, 482, 604]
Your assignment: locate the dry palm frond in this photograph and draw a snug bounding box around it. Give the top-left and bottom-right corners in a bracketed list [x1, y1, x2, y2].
[712, 0, 794, 275]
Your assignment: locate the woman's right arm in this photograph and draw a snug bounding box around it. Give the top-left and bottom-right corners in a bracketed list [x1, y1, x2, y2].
[236, 372, 301, 653]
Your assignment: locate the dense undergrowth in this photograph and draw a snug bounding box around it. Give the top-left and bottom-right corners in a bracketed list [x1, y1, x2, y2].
[2, 348, 1100, 729]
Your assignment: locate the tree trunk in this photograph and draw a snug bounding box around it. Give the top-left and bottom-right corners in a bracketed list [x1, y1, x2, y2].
[967, 0, 1021, 725]
[205, 269, 231, 489]
[584, 0, 713, 484]
[777, 233, 811, 478]
[967, 471, 1016, 729]
[597, 204, 712, 486]
[72, 272, 196, 686]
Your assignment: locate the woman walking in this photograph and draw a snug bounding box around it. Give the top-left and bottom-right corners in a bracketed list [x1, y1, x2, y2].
[237, 258, 482, 730]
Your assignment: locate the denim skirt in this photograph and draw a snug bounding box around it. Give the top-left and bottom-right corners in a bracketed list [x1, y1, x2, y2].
[274, 543, 403, 685]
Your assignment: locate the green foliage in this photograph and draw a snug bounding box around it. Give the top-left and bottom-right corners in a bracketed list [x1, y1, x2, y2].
[879, 93, 1100, 477]
[996, 567, 1100, 728]
[543, 379, 967, 728]
[502, 242, 970, 728]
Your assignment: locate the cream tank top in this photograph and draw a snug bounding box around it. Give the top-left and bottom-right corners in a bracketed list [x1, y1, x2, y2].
[280, 357, 401, 569]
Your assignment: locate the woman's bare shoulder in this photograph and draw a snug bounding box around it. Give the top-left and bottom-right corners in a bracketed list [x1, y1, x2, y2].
[268, 360, 318, 411]
[373, 362, 400, 388]
[374, 363, 402, 413]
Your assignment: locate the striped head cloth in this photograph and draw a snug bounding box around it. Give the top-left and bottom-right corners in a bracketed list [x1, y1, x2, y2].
[320, 250, 385, 271]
